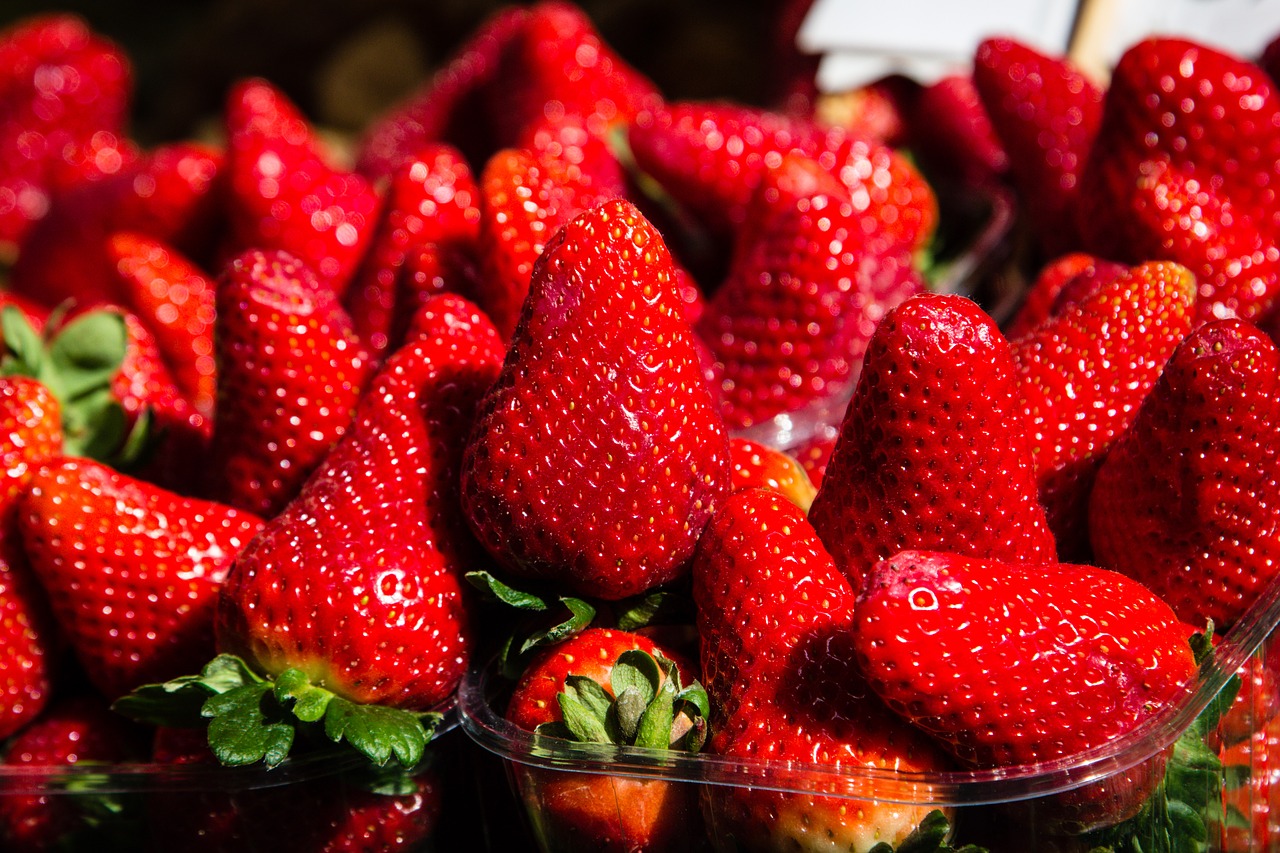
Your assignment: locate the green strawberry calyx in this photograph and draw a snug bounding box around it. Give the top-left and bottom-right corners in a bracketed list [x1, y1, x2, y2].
[870, 810, 987, 853]
[534, 648, 710, 754]
[113, 654, 442, 770]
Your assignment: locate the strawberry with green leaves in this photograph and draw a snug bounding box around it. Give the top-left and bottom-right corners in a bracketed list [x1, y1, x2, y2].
[505, 627, 708, 853]
[461, 199, 732, 601]
[1089, 319, 1280, 630]
[209, 249, 371, 518]
[694, 489, 957, 851]
[808, 293, 1056, 587]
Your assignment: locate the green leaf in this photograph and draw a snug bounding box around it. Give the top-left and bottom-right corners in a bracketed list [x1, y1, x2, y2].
[615, 591, 684, 631]
[557, 692, 611, 744]
[563, 675, 613, 721]
[675, 680, 711, 721]
[866, 808, 984, 853]
[613, 687, 647, 741]
[517, 596, 596, 655]
[199, 654, 266, 692]
[274, 668, 334, 722]
[322, 695, 428, 768]
[110, 405, 153, 469]
[67, 394, 127, 461]
[611, 650, 661, 706]
[465, 570, 552, 611]
[1, 304, 45, 375]
[634, 679, 675, 750]
[203, 682, 295, 768]
[48, 311, 128, 400]
[112, 654, 263, 727]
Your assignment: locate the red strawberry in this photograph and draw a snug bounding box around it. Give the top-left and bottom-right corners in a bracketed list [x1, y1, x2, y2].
[106, 232, 218, 418]
[216, 293, 504, 710]
[0, 377, 60, 740]
[727, 437, 816, 512]
[505, 627, 706, 852]
[209, 249, 372, 518]
[0, 695, 147, 852]
[0, 14, 133, 247]
[973, 37, 1103, 255]
[697, 151, 922, 429]
[223, 79, 381, 297]
[18, 458, 263, 699]
[909, 73, 1009, 189]
[1078, 39, 1280, 250]
[855, 550, 1197, 828]
[808, 293, 1056, 588]
[8, 142, 223, 310]
[460, 199, 732, 601]
[356, 6, 530, 180]
[790, 427, 837, 489]
[1012, 261, 1196, 558]
[1004, 252, 1124, 340]
[1222, 712, 1280, 850]
[693, 490, 953, 849]
[391, 242, 485, 350]
[517, 111, 629, 199]
[1089, 319, 1280, 630]
[345, 143, 481, 360]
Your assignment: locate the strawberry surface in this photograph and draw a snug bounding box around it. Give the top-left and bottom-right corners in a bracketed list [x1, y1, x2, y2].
[1004, 252, 1124, 340]
[727, 437, 816, 512]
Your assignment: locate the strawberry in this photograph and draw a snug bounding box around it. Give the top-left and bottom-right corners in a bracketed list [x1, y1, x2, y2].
[909, 73, 1009, 190]
[106, 232, 218, 418]
[972, 37, 1102, 255]
[0, 377, 60, 740]
[1077, 38, 1280, 252]
[855, 549, 1198, 830]
[223, 79, 381, 298]
[1012, 261, 1196, 558]
[216, 293, 503, 712]
[790, 427, 837, 489]
[517, 111, 629, 199]
[1089, 319, 1280, 630]
[8, 142, 223, 310]
[209, 249, 372, 518]
[0, 14, 134, 247]
[697, 151, 923, 430]
[807, 293, 1056, 588]
[505, 627, 706, 852]
[0, 695, 148, 852]
[460, 199, 732, 601]
[1222, 712, 1280, 850]
[391, 242, 485, 349]
[345, 143, 481, 361]
[693, 489, 954, 850]
[728, 437, 816, 512]
[1004, 252, 1124, 340]
[18, 457, 263, 699]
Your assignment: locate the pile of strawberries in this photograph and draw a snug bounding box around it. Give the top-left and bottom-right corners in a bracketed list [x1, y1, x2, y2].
[1, 3, 1280, 852]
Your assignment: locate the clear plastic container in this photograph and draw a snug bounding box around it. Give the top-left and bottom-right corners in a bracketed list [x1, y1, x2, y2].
[457, 576, 1280, 852]
[0, 699, 463, 852]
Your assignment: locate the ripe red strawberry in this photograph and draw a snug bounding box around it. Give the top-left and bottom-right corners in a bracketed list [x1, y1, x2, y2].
[1004, 252, 1124, 339]
[909, 73, 1009, 190]
[855, 550, 1198, 829]
[460, 199, 732, 601]
[504, 627, 706, 853]
[106, 232, 218, 418]
[1012, 261, 1196, 558]
[209, 249, 372, 518]
[693, 490, 954, 849]
[223, 79, 381, 298]
[697, 151, 923, 429]
[217, 293, 504, 710]
[0, 695, 148, 852]
[808, 293, 1056, 587]
[1078, 38, 1280, 251]
[8, 142, 223, 310]
[345, 143, 481, 360]
[356, 6, 530, 180]
[391, 242, 485, 349]
[0, 377, 60, 740]
[728, 437, 816, 512]
[1221, 712, 1280, 850]
[973, 37, 1102, 255]
[18, 458, 263, 699]
[1089, 319, 1280, 630]
[517, 112, 629, 199]
[791, 427, 837, 489]
[0, 14, 134, 247]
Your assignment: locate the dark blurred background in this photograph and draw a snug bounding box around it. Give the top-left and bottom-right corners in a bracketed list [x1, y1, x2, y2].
[0, 0, 797, 145]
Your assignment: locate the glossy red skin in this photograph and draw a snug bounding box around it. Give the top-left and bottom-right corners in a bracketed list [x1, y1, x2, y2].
[1090, 320, 1280, 630]
[0, 696, 147, 853]
[1078, 39, 1280, 250]
[1012, 261, 1196, 558]
[1005, 253, 1124, 340]
[217, 295, 503, 710]
[345, 143, 481, 361]
[808, 293, 1056, 588]
[356, 6, 530, 180]
[692, 491, 952, 850]
[8, 142, 222, 310]
[856, 550, 1196, 830]
[909, 73, 1009, 189]
[727, 437, 815, 512]
[224, 79, 381, 298]
[393, 242, 486, 349]
[698, 152, 923, 430]
[19, 458, 263, 699]
[107, 232, 217, 418]
[0, 378, 60, 740]
[461, 199, 732, 601]
[210, 249, 371, 519]
[517, 112, 630, 199]
[0, 14, 133, 246]
[791, 429, 837, 489]
[973, 37, 1102, 255]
